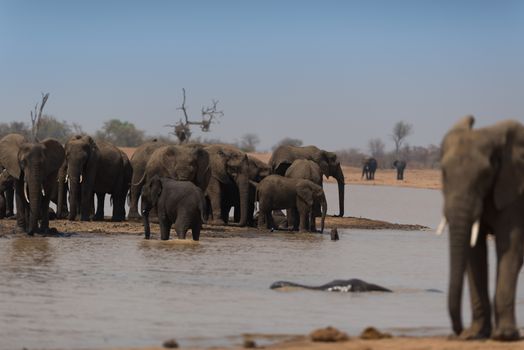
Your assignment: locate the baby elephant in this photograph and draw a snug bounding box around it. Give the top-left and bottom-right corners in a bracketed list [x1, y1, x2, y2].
[256, 175, 327, 233]
[141, 175, 206, 240]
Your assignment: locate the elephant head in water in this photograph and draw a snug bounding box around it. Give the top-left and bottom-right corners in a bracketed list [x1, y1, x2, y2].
[438, 116, 524, 341]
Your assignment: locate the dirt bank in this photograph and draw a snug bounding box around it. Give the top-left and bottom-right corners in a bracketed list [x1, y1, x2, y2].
[0, 214, 428, 237]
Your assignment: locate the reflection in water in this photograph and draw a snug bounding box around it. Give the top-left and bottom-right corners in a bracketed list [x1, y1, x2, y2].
[0, 186, 515, 349]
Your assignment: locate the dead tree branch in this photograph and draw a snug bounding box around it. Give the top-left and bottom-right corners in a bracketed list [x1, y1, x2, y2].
[30, 92, 50, 141]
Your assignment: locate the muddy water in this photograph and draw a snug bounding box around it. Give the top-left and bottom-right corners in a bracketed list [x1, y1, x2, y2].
[1, 184, 523, 349]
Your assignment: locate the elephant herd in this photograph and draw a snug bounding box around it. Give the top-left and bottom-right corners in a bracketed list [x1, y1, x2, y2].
[0, 133, 345, 239]
[361, 157, 406, 181]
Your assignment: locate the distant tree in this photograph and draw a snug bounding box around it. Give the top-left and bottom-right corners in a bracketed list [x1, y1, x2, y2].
[0, 121, 31, 139]
[368, 138, 385, 158]
[391, 121, 413, 157]
[335, 148, 366, 167]
[95, 119, 145, 147]
[272, 137, 303, 150]
[36, 115, 82, 143]
[239, 133, 260, 152]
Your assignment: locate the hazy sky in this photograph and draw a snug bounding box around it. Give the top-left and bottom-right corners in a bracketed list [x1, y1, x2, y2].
[1, 1, 523, 151]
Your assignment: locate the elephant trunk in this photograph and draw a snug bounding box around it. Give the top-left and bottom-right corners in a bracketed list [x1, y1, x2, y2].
[334, 164, 345, 217]
[447, 211, 474, 336]
[26, 168, 43, 234]
[56, 166, 67, 219]
[237, 174, 250, 227]
[320, 194, 327, 234]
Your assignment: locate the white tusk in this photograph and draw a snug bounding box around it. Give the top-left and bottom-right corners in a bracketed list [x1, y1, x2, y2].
[79, 174, 83, 184]
[41, 186, 45, 196]
[470, 220, 480, 247]
[435, 217, 447, 235]
[24, 183, 29, 202]
[65, 174, 69, 183]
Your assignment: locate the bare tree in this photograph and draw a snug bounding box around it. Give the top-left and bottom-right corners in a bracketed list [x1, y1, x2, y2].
[30, 93, 50, 141]
[239, 133, 260, 152]
[391, 121, 413, 157]
[368, 138, 385, 158]
[165, 88, 223, 144]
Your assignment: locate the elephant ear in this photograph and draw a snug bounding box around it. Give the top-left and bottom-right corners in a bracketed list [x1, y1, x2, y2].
[41, 138, 65, 176]
[0, 134, 26, 179]
[494, 122, 524, 210]
[317, 151, 330, 177]
[296, 181, 314, 207]
[193, 147, 211, 190]
[211, 150, 233, 185]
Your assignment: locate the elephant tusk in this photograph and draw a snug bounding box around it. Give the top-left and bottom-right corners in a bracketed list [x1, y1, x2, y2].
[435, 216, 447, 235]
[470, 220, 480, 247]
[24, 183, 29, 202]
[64, 174, 69, 183]
[79, 174, 83, 184]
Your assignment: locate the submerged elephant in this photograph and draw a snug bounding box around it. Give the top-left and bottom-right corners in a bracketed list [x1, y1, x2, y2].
[270, 279, 392, 292]
[393, 160, 406, 180]
[0, 134, 64, 234]
[256, 174, 327, 233]
[59, 135, 131, 222]
[361, 157, 377, 180]
[141, 176, 206, 241]
[439, 116, 524, 341]
[269, 145, 345, 217]
[128, 139, 169, 220]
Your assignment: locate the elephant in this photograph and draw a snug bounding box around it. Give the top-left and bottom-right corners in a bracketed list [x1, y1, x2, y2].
[59, 135, 130, 222]
[135, 144, 210, 196]
[270, 279, 392, 292]
[438, 116, 524, 341]
[256, 174, 327, 233]
[269, 145, 345, 217]
[0, 134, 65, 234]
[141, 175, 206, 240]
[361, 157, 377, 180]
[285, 159, 323, 231]
[204, 144, 251, 226]
[128, 139, 169, 220]
[392, 160, 406, 180]
[0, 168, 14, 218]
[224, 155, 270, 226]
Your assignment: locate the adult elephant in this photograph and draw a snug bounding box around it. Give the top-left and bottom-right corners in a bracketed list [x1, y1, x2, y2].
[392, 160, 406, 180]
[361, 157, 377, 180]
[0, 134, 65, 234]
[256, 175, 327, 233]
[128, 139, 168, 220]
[59, 135, 130, 222]
[439, 116, 524, 341]
[285, 159, 323, 231]
[204, 144, 251, 226]
[269, 145, 344, 217]
[0, 167, 14, 218]
[135, 144, 210, 203]
[224, 155, 270, 226]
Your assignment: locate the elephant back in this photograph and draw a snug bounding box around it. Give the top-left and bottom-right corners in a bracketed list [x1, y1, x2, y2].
[270, 145, 322, 175]
[285, 159, 322, 185]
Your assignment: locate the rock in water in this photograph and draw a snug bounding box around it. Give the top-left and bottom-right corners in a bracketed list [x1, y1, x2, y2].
[330, 227, 339, 241]
[310, 326, 349, 342]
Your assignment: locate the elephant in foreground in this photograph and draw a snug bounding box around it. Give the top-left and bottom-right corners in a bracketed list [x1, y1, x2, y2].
[361, 157, 377, 180]
[256, 175, 327, 233]
[269, 145, 344, 217]
[393, 160, 406, 180]
[128, 139, 168, 219]
[285, 159, 323, 231]
[204, 144, 251, 226]
[59, 135, 130, 222]
[0, 134, 65, 234]
[439, 116, 524, 340]
[141, 176, 206, 240]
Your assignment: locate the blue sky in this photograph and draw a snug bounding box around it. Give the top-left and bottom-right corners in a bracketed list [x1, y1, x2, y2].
[1, 1, 523, 151]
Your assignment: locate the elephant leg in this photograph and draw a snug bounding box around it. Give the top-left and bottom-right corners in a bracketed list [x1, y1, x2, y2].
[493, 221, 524, 341]
[39, 195, 51, 233]
[0, 193, 5, 219]
[286, 208, 296, 230]
[191, 220, 201, 241]
[461, 228, 491, 339]
[5, 186, 14, 217]
[93, 192, 105, 221]
[128, 184, 142, 220]
[14, 181, 27, 232]
[159, 218, 172, 240]
[298, 208, 308, 232]
[143, 210, 151, 239]
[207, 178, 225, 225]
[111, 194, 125, 222]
